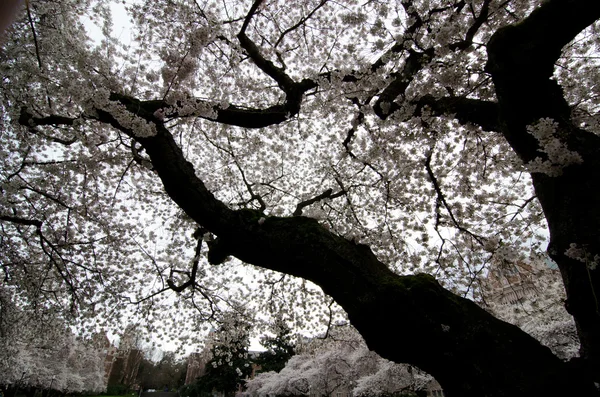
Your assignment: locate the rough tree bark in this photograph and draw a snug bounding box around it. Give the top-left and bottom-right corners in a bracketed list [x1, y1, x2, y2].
[88, 110, 596, 397]
[486, 0, 600, 383]
[18, 0, 600, 395]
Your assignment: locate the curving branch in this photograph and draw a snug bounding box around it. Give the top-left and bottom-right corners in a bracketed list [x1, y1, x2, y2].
[424, 150, 485, 245]
[75, 91, 596, 396]
[238, 0, 295, 90]
[449, 0, 492, 51]
[111, 91, 317, 129]
[19, 107, 77, 126]
[486, 0, 600, 161]
[274, 0, 328, 48]
[18, 93, 316, 131]
[1, 213, 82, 309]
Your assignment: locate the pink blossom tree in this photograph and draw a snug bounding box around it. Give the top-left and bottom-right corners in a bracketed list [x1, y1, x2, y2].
[1, 0, 600, 396]
[247, 326, 431, 397]
[0, 288, 105, 394]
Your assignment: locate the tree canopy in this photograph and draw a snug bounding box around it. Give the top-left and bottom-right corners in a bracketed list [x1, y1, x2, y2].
[1, 0, 600, 396]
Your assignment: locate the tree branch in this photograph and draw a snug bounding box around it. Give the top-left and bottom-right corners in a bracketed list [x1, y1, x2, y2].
[167, 228, 206, 293]
[238, 0, 295, 91]
[19, 107, 77, 127]
[274, 0, 328, 48]
[424, 150, 484, 245]
[449, 0, 492, 51]
[373, 48, 434, 119]
[83, 101, 593, 395]
[112, 92, 316, 129]
[0, 215, 42, 228]
[485, 0, 600, 152]
[414, 95, 500, 132]
[293, 188, 345, 216]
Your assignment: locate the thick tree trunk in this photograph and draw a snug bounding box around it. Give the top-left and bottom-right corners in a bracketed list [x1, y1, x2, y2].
[89, 112, 593, 396]
[486, 0, 600, 381]
[82, 4, 600, 386]
[18, 1, 600, 395]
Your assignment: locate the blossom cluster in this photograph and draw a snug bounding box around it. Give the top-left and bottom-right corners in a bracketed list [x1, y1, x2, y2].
[525, 118, 582, 176]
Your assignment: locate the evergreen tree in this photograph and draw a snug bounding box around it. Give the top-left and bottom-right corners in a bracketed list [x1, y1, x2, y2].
[255, 320, 295, 373]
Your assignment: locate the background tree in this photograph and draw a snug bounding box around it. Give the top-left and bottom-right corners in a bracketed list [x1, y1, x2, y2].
[189, 314, 253, 397]
[254, 319, 296, 373]
[137, 353, 187, 391]
[0, 287, 105, 396]
[246, 325, 431, 397]
[1, 0, 600, 396]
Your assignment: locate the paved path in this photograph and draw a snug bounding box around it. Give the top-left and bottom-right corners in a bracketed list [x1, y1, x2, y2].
[141, 392, 178, 397]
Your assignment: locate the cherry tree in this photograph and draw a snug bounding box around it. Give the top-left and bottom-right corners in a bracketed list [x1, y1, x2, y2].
[1, 0, 600, 396]
[0, 288, 105, 394]
[246, 326, 430, 397]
